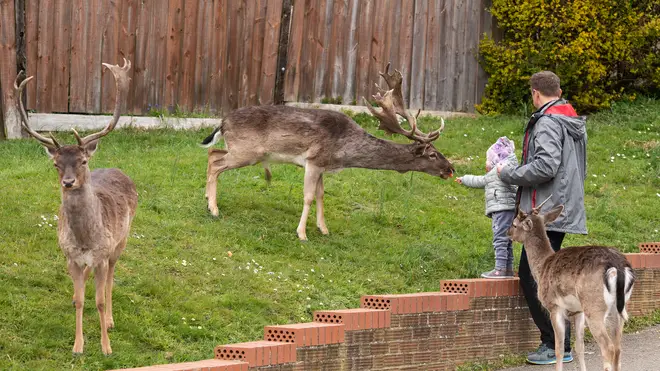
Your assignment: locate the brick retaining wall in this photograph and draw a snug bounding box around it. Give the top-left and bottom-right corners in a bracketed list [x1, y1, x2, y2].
[112, 244, 660, 371]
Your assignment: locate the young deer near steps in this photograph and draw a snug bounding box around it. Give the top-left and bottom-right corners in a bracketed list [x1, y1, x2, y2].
[202, 63, 454, 240]
[15, 59, 136, 355]
[508, 199, 635, 371]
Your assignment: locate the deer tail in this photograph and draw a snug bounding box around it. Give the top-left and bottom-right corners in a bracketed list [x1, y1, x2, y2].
[200, 126, 223, 148]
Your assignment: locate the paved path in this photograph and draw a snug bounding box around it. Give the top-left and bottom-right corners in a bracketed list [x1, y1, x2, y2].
[500, 325, 660, 371]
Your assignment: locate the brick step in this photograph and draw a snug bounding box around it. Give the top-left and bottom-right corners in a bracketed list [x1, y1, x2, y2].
[214, 341, 295, 367]
[639, 242, 660, 254]
[264, 322, 344, 346]
[440, 277, 520, 297]
[625, 253, 660, 268]
[109, 359, 247, 371]
[314, 308, 391, 330]
[360, 292, 469, 314]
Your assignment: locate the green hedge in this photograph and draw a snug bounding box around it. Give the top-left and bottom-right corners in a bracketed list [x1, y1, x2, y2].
[477, 0, 659, 114]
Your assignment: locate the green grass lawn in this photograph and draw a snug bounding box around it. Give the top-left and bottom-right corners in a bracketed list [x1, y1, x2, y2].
[0, 98, 658, 370]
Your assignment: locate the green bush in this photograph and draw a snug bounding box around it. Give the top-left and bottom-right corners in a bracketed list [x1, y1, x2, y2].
[477, 0, 660, 114]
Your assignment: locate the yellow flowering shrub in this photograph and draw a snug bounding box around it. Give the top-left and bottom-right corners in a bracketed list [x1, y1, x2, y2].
[477, 0, 660, 114]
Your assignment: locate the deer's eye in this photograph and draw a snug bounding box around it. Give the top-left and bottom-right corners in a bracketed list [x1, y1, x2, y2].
[429, 153, 438, 159]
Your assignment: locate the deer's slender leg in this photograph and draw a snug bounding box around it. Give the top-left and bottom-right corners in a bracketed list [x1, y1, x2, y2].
[550, 310, 566, 371]
[206, 149, 256, 216]
[297, 164, 323, 241]
[94, 261, 111, 355]
[73, 266, 92, 304]
[264, 164, 272, 185]
[68, 261, 86, 354]
[105, 257, 120, 329]
[585, 312, 615, 371]
[315, 174, 328, 235]
[611, 314, 624, 371]
[575, 312, 587, 371]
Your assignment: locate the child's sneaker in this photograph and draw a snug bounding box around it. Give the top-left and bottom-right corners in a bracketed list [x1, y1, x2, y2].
[481, 268, 514, 279]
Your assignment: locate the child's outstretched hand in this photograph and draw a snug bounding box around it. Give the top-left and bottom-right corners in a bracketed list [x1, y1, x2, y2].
[455, 177, 463, 185]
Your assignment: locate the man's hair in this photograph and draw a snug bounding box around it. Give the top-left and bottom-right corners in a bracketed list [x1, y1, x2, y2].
[530, 71, 561, 97]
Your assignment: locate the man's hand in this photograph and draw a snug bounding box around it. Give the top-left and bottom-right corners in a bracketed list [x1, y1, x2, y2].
[455, 177, 463, 184]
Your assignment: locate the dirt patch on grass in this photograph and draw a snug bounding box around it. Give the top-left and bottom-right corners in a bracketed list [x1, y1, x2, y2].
[625, 140, 659, 151]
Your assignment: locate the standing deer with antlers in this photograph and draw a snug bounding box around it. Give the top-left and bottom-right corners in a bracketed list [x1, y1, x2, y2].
[15, 59, 136, 355]
[508, 198, 635, 371]
[201, 63, 454, 240]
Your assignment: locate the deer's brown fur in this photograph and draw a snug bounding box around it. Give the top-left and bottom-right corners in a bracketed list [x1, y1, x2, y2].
[203, 64, 454, 240]
[508, 204, 635, 371]
[15, 60, 136, 355]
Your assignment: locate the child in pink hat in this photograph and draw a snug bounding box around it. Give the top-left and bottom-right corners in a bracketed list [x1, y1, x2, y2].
[457, 137, 519, 278]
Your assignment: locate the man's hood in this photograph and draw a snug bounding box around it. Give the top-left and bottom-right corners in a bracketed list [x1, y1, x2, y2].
[548, 113, 586, 141]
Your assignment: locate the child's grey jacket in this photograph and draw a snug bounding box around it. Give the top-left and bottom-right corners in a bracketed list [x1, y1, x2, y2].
[461, 154, 519, 217]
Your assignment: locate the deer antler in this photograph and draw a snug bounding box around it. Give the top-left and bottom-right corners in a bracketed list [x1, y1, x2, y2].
[363, 63, 444, 144]
[532, 194, 553, 215]
[14, 71, 61, 148]
[76, 58, 131, 145]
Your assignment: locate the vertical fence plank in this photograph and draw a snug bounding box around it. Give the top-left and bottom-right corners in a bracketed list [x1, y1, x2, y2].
[209, 0, 227, 114]
[50, 0, 70, 113]
[424, 0, 441, 110]
[131, 0, 150, 114]
[409, 0, 427, 110]
[260, 0, 283, 104]
[69, 0, 88, 113]
[312, 0, 331, 101]
[25, 0, 38, 110]
[118, 0, 138, 113]
[370, 0, 387, 99]
[0, 0, 19, 138]
[248, 0, 266, 105]
[237, 0, 254, 107]
[164, 0, 183, 112]
[150, 2, 168, 111]
[442, 0, 459, 111]
[226, 0, 242, 110]
[464, 0, 480, 112]
[194, 0, 213, 111]
[84, 0, 103, 113]
[328, 0, 346, 101]
[36, 0, 54, 112]
[340, 0, 358, 104]
[298, 0, 316, 102]
[397, 0, 414, 106]
[283, 0, 304, 102]
[356, 0, 373, 104]
[100, 0, 120, 113]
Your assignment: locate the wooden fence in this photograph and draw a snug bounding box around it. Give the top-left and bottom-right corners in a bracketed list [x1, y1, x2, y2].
[1, 0, 497, 138]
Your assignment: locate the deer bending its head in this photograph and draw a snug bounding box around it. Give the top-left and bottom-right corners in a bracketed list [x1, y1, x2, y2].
[202, 63, 454, 240]
[15, 59, 137, 355]
[508, 200, 635, 371]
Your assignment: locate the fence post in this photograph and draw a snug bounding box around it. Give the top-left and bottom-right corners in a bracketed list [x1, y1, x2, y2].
[0, 0, 20, 139]
[274, 0, 292, 105]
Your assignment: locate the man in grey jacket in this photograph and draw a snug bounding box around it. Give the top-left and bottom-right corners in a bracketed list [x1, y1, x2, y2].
[497, 71, 587, 365]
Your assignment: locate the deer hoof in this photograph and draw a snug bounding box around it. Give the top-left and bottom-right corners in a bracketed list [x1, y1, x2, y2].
[297, 231, 308, 241]
[102, 345, 112, 355]
[72, 342, 84, 354]
[208, 206, 219, 217]
[106, 318, 115, 329]
[318, 226, 329, 235]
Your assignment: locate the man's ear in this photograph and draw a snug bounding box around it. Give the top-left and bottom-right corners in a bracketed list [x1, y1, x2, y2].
[44, 145, 57, 159]
[83, 140, 99, 157]
[521, 218, 533, 231]
[542, 205, 564, 225]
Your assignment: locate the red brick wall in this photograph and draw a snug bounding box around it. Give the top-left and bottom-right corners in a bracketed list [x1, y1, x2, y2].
[112, 247, 660, 371]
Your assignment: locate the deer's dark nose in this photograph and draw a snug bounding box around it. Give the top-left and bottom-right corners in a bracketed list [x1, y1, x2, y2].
[62, 179, 75, 188]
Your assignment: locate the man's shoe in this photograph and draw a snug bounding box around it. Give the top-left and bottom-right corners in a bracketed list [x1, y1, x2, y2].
[526, 344, 574, 365]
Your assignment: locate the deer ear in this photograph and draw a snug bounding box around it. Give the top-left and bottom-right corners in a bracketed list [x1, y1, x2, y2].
[43, 145, 57, 159]
[83, 139, 99, 157]
[542, 205, 564, 225]
[521, 218, 533, 231]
